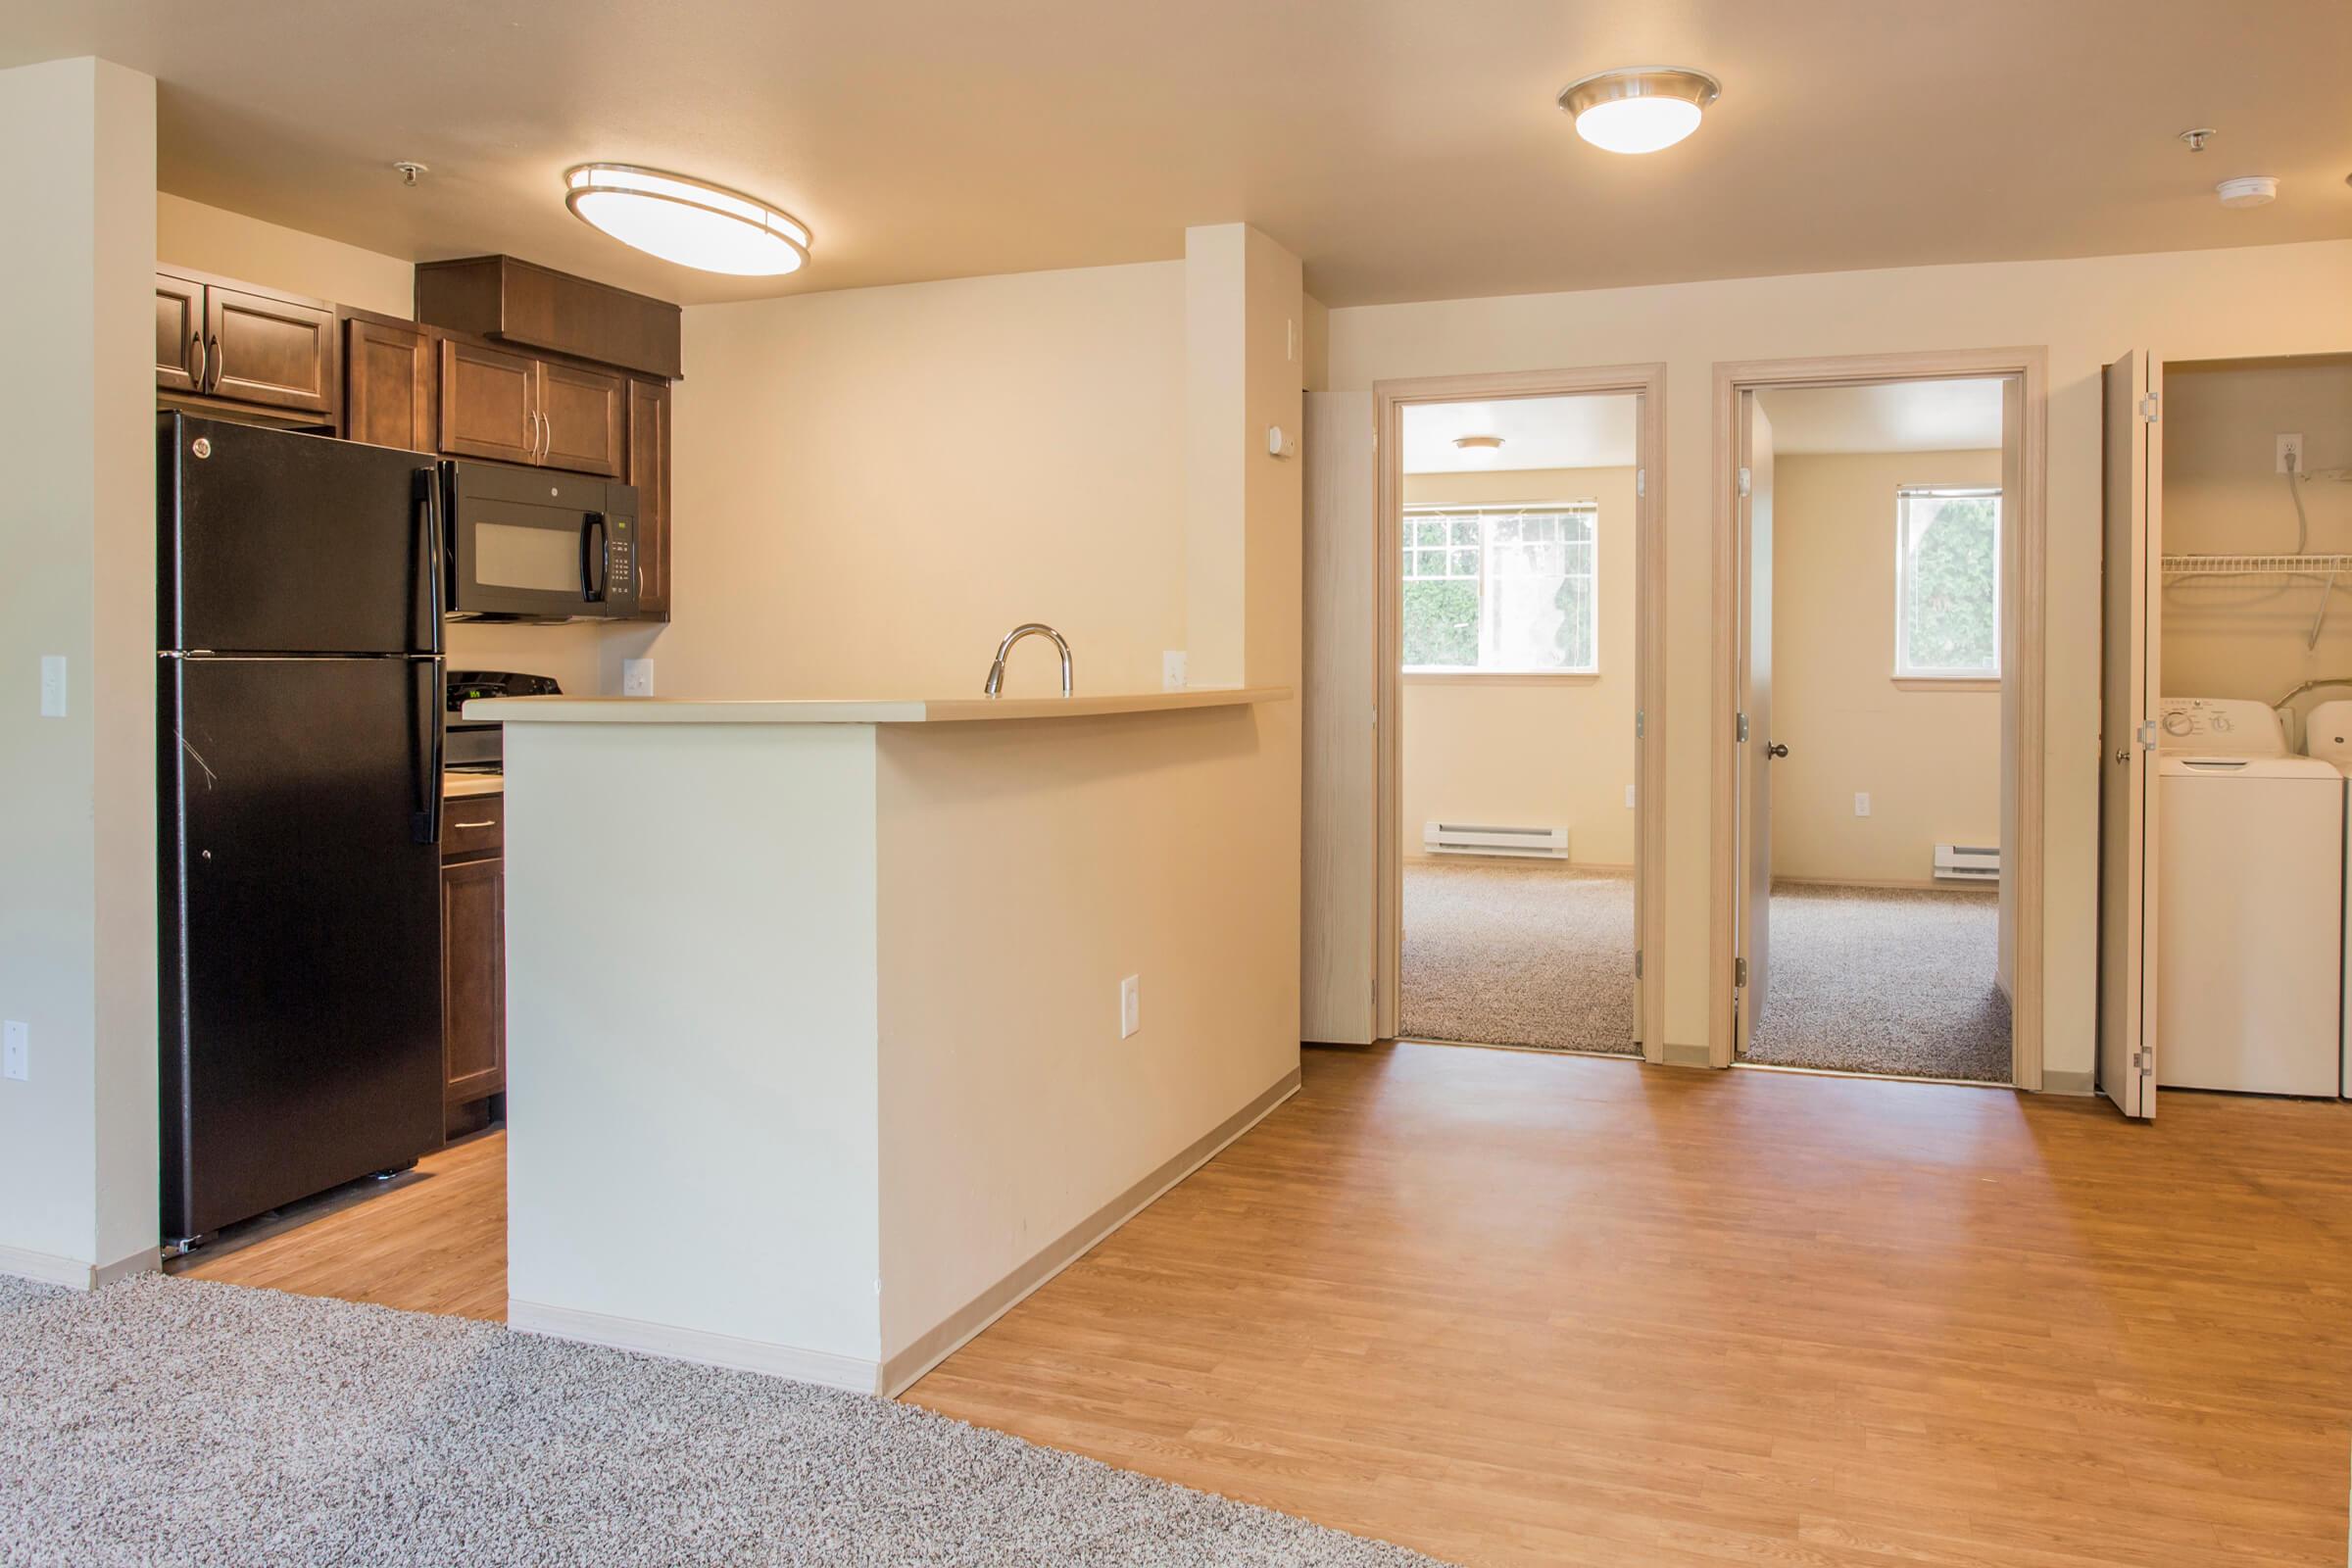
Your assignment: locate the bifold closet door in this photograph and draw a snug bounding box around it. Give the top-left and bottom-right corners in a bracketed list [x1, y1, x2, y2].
[2098, 351, 2161, 1119]
[1301, 389, 1379, 1045]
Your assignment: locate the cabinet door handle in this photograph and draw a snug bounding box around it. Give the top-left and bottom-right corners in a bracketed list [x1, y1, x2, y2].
[451, 818, 496, 829]
[204, 334, 220, 389]
[190, 330, 205, 389]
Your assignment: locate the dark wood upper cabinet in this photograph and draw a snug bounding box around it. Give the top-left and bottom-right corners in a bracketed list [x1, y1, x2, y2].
[156, 272, 204, 393]
[416, 255, 682, 380]
[627, 377, 671, 616]
[342, 316, 434, 452]
[537, 360, 626, 478]
[438, 338, 541, 466]
[204, 284, 337, 415]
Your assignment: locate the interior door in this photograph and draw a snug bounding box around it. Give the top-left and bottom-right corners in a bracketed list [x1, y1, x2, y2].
[1735, 395, 1776, 1055]
[1301, 390, 1378, 1044]
[2098, 352, 2161, 1118]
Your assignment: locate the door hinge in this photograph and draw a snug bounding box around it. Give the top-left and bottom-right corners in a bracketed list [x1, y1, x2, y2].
[1737, 711, 1750, 743]
[1636, 467, 1647, 498]
[1634, 949, 1644, 979]
[2135, 719, 2159, 750]
[2138, 393, 2160, 422]
[1738, 466, 1752, 499]
[1735, 956, 1748, 987]
[1636, 709, 1645, 739]
[2132, 1046, 2153, 1074]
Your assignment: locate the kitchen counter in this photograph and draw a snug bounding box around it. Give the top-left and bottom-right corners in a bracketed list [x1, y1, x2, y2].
[465, 687, 1288, 725]
[493, 678, 1301, 1397]
[444, 773, 506, 800]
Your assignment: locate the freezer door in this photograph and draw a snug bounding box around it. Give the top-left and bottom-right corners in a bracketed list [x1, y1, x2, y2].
[161, 656, 445, 1239]
[161, 414, 443, 656]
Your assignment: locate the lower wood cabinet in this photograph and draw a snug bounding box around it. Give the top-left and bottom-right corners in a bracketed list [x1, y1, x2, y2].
[441, 798, 507, 1113]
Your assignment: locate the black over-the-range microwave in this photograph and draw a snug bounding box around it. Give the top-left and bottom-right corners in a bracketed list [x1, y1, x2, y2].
[442, 458, 640, 621]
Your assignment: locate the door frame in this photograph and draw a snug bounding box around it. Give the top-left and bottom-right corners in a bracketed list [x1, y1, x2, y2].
[1708, 348, 2050, 1088]
[1373, 364, 1669, 1056]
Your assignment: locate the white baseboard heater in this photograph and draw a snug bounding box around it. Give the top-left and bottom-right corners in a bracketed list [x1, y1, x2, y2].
[1934, 843, 2000, 884]
[1424, 821, 1569, 859]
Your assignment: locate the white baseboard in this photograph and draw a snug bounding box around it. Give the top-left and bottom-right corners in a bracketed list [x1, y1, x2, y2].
[875, 1065, 1302, 1398]
[508, 1299, 883, 1394]
[0, 1243, 97, 1289]
[94, 1247, 160, 1288]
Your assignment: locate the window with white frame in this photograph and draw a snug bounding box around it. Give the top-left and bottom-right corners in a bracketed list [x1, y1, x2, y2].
[1401, 503, 1597, 673]
[1894, 485, 2001, 679]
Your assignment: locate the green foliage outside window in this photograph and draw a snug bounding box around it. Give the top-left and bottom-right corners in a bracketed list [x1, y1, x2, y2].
[1901, 491, 1998, 674]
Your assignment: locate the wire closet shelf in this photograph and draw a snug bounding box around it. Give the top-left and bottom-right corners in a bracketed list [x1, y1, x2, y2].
[2162, 554, 2352, 650]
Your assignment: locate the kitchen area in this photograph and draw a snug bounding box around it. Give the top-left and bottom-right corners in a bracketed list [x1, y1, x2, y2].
[135, 199, 1309, 1380]
[156, 252, 678, 1289]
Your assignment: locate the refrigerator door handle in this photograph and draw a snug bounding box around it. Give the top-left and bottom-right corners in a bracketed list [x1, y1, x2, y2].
[414, 467, 447, 656]
[415, 657, 445, 845]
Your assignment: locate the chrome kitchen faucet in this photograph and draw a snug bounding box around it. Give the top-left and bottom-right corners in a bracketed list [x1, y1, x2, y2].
[983, 623, 1072, 697]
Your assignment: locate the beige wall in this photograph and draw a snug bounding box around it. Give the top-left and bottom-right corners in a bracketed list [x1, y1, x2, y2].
[1769, 451, 2001, 885]
[0, 59, 157, 1280]
[1399, 466, 1637, 866]
[1327, 238, 2352, 1070]
[2160, 357, 2352, 730]
[604, 261, 1189, 700]
[155, 193, 617, 696]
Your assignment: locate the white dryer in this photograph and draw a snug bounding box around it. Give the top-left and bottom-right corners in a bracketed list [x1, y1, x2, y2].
[2155, 697, 2343, 1097]
[2301, 699, 2352, 1099]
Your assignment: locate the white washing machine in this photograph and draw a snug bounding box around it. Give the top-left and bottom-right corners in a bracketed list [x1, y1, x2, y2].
[2155, 697, 2343, 1097]
[2302, 699, 2352, 1099]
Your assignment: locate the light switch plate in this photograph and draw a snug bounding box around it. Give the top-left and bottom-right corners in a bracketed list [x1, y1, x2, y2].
[3, 1021, 25, 1082]
[1854, 792, 1872, 817]
[1119, 975, 1141, 1039]
[39, 656, 66, 717]
[621, 658, 656, 698]
[1625, 783, 1637, 808]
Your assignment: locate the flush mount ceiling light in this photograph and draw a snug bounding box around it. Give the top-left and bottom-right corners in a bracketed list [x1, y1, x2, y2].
[563, 164, 810, 275]
[1454, 434, 1506, 461]
[1556, 67, 1722, 154]
[2216, 175, 2278, 209]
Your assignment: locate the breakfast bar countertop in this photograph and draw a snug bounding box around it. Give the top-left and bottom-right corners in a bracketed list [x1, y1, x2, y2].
[465, 687, 1290, 725]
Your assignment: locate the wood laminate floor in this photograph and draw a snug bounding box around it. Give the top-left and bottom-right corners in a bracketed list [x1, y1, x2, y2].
[168, 1048, 2352, 1567]
[907, 1045, 2352, 1568]
[172, 1129, 507, 1321]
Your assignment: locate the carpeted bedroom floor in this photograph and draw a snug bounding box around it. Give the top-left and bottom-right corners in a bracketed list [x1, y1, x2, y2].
[1399, 861, 2010, 1081]
[0, 1272, 1442, 1568]
[1746, 882, 2011, 1083]
[1399, 859, 1638, 1054]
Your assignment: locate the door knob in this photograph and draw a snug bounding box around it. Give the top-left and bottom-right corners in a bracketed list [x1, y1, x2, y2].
[1766, 742, 1788, 759]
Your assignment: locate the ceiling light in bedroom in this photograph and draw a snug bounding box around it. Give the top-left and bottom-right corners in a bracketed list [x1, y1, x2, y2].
[1453, 435, 1506, 462]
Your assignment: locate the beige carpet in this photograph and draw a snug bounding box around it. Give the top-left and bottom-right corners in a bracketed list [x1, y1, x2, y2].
[1399, 859, 1638, 1054]
[1744, 882, 2012, 1083]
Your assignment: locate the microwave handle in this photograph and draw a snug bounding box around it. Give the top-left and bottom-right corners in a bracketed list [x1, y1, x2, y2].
[581, 512, 609, 603]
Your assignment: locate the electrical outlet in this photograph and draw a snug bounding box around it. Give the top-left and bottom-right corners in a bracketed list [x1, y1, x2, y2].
[2279, 433, 2305, 475]
[1625, 783, 1637, 808]
[621, 658, 656, 698]
[1854, 792, 1872, 817]
[3, 1021, 26, 1082]
[39, 656, 66, 717]
[1119, 975, 1141, 1039]
[1161, 651, 1188, 691]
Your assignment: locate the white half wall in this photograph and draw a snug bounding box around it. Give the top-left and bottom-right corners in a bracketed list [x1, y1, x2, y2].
[0, 57, 158, 1279]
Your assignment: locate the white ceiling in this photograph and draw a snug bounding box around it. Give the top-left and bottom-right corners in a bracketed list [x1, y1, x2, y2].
[1402, 396, 1638, 473]
[5, 0, 2348, 309]
[1759, 379, 2006, 455]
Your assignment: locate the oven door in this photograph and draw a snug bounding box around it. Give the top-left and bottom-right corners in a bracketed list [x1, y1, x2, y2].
[444, 461, 636, 620]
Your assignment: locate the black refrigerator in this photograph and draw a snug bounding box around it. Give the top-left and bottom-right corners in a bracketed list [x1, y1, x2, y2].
[159, 414, 448, 1245]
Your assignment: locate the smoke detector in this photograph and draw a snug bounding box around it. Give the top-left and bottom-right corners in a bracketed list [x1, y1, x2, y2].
[2217, 175, 2278, 209]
